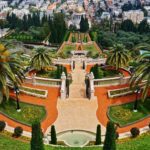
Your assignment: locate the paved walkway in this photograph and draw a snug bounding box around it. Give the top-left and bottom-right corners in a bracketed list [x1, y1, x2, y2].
[52, 62, 104, 134]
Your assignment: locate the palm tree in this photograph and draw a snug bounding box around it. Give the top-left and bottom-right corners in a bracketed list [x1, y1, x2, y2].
[30, 48, 52, 71]
[107, 44, 130, 70]
[130, 52, 150, 101]
[133, 43, 150, 51]
[0, 44, 24, 104]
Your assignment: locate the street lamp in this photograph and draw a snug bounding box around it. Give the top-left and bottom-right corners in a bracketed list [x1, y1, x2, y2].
[133, 87, 141, 112]
[14, 86, 21, 112]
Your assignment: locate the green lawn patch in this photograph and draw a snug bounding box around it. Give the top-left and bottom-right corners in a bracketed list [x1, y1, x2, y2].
[0, 132, 150, 150]
[108, 98, 150, 126]
[0, 99, 46, 125]
[61, 44, 76, 55]
[36, 70, 57, 79]
[83, 44, 99, 58]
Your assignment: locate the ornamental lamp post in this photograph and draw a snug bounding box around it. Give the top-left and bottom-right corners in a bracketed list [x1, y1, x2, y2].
[14, 86, 21, 112]
[133, 87, 141, 112]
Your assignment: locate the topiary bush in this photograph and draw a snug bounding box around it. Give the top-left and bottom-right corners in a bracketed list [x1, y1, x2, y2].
[103, 121, 116, 150]
[130, 127, 140, 138]
[50, 125, 57, 145]
[0, 121, 6, 131]
[14, 126, 23, 137]
[95, 124, 101, 145]
[31, 121, 44, 150]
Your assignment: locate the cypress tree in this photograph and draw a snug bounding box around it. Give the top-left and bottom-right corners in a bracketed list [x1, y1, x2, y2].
[121, 19, 136, 32]
[80, 15, 85, 32]
[31, 121, 44, 150]
[138, 19, 149, 33]
[103, 121, 116, 150]
[50, 125, 57, 145]
[95, 124, 101, 145]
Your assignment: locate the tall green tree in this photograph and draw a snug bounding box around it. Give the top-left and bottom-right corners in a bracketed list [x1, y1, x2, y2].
[49, 13, 66, 43]
[121, 19, 136, 32]
[30, 48, 52, 71]
[138, 19, 149, 33]
[31, 121, 44, 150]
[95, 124, 101, 145]
[103, 121, 116, 150]
[80, 16, 89, 32]
[107, 44, 130, 70]
[130, 52, 150, 101]
[50, 125, 57, 145]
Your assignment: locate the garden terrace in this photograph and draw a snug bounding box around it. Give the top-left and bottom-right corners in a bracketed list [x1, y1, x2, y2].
[107, 98, 150, 127]
[0, 98, 46, 125]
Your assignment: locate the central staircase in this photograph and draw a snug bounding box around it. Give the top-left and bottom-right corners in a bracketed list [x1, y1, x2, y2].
[45, 60, 105, 136]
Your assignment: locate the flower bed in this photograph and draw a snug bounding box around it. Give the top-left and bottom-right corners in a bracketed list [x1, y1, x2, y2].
[107, 99, 150, 127]
[0, 99, 46, 125]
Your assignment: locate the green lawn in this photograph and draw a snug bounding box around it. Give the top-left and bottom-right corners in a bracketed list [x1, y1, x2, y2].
[108, 99, 150, 126]
[0, 99, 46, 125]
[83, 44, 99, 58]
[0, 132, 150, 150]
[36, 70, 57, 79]
[61, 44, 76, 56]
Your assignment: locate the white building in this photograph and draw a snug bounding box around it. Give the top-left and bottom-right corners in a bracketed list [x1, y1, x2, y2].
[11, 9, 30, 19]
[68, 5, 91, 29]
[123, 10, 144, 24]
[101, 12, 111, 19]
[0, 1, 8, 11]
[144, 6, 150, 16]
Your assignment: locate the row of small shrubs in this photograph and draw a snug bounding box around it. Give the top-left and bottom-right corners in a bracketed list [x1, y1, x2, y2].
[0, 121, 23, 137]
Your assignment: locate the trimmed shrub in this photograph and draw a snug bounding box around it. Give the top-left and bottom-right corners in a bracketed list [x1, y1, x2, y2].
[0, 121, 6, 131]
[95, 124, 101, 145]
[103, 121, 116, 150]
[130, 127, 140, 138]
[31, 121, 44, 150]
[14, 126, 23, 137]
[50, 125, 57, 145]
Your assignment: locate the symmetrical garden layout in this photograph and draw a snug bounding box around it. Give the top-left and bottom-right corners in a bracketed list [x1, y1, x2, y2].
[0, 32, 150, 147]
